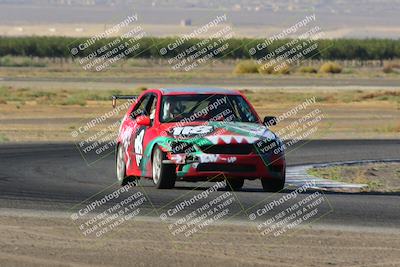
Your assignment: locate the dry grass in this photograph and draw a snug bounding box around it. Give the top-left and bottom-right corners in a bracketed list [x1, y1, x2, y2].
[244, 89, 400, 104]
[234, 61, 347, 75]
[0, 86, 399, 142]
[233, 60, 259, 74]
[298, 66, 318, 73]
[233, 61, 291, 75]
[0, 86, 145, 106]
[1, 86, 399, 107]
[319, 62, 343, 74]
[308, 163, 400, 192]
[0, 58, 399, 82]
[383, 62, 400, 73]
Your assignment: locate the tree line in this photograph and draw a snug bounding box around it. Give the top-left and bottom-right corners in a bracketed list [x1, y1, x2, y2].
[0, 36, 399, 60]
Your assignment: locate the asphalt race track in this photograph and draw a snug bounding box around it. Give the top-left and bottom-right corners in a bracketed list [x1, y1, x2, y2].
[0, 139, 399, 229]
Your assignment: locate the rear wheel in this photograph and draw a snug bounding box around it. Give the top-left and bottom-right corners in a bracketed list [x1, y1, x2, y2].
[226, 179, 244, 191]
[152, 146, 176, 189]
[261, 172, 286, 192]
[116, 144, 137, 186]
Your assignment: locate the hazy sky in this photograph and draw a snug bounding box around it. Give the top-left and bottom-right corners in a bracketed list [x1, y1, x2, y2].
[0, 0, 399, 38]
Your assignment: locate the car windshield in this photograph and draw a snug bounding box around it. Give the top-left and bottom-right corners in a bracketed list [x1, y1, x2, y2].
[160, 94, 258, 123]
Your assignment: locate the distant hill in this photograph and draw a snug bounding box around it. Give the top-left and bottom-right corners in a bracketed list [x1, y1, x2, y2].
[0, 0, 399, 38]
[1, 0, 400, 13]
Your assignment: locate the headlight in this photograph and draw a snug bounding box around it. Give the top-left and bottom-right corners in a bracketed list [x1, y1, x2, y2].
[254, 138, 280, 154]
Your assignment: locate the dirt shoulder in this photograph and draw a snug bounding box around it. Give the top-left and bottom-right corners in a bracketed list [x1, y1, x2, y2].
[309, 162, 400, 192]
[0, 214, 399, 267]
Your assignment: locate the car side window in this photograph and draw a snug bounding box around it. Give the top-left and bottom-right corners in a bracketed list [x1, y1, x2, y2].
[131, 94, 151, 119]
[148, 95, 157, 123]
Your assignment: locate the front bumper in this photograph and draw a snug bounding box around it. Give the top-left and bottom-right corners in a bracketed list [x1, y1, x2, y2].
[164, 152, 285, 180]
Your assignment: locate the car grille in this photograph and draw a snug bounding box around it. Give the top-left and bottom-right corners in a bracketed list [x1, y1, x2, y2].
[197, 163, 256, 173]
[199, 144, 254, 155]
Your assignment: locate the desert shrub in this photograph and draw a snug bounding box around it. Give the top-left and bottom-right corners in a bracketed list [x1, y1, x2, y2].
[359, 90, 400, 102]
[257, 63, 273, 74]
[136, 86, 148, 92]
[383, 65, 394, 73]
[59, 95, 86, 106]
[299, 66, 318, 73]
[233, 60, 259, 74]
[275, 64, 291, 74]
[0, 133, 9, 143]
[0, 56, 12, 66]
[383, 62, 400, 73]
[257, 62, 290, 74]
[319, 62, 342, 73]
[0, 56, 47, 67]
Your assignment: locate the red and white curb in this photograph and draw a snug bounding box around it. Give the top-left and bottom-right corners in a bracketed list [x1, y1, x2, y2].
[286, 159, 400, 191]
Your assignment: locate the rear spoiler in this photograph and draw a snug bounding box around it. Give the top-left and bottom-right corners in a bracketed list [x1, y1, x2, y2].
[111, 95, 138, 108]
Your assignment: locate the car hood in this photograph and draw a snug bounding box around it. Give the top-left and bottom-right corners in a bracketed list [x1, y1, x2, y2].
[159, 121, 278, 144]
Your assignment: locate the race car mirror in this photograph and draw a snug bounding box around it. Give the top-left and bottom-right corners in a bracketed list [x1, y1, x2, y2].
[263, 116, 277, 126]
[111, 95, 138, 108]
[136, 115, 151, 126]
[112, 97, 117, 108]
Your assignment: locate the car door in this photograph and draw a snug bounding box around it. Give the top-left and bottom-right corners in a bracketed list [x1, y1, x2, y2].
[138, 93, 159, 177]
[125, 93, 158, 176]
[121, 93, 152, 175]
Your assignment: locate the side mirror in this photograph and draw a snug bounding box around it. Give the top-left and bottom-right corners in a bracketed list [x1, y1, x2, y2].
[263, 116, 277, 126]
[136, 115, 151, 126]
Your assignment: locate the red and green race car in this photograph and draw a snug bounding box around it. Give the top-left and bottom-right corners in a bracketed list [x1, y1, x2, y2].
[115, 88, 286, 192]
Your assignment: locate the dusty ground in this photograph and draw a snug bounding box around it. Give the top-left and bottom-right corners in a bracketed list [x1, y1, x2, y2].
[0, 101, 398, 142]
[309, 163, 400, 192]
[1, 59, 399, 79]
[0, 214, 399, 267]
[0, 85, 399, 142]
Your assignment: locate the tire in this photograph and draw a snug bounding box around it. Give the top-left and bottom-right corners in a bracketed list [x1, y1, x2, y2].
[152, 146, 176, 189]
[116, 144, 137, 186]
[261, 172, 286, 192]
[226, 179, 244, 191]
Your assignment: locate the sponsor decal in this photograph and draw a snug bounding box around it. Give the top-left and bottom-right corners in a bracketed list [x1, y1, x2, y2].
[120, 124, 134, 168]
[134, 128, 145, 167]
[170, 125, 214, 137]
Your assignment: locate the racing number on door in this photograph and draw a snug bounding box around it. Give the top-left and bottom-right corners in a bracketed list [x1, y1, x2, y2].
[131, 93, 157, 169]
[134, 128, 145, 167]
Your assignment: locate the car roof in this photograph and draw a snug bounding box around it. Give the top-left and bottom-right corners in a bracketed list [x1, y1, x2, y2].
[158, 87, 239, 95]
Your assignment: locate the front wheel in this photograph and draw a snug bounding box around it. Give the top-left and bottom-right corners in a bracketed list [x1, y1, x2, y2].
[116, 144, 137, 186]
[152, 146, 176, 189]
[261, 171, 286, 192]
[226, 179, 244, 191]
